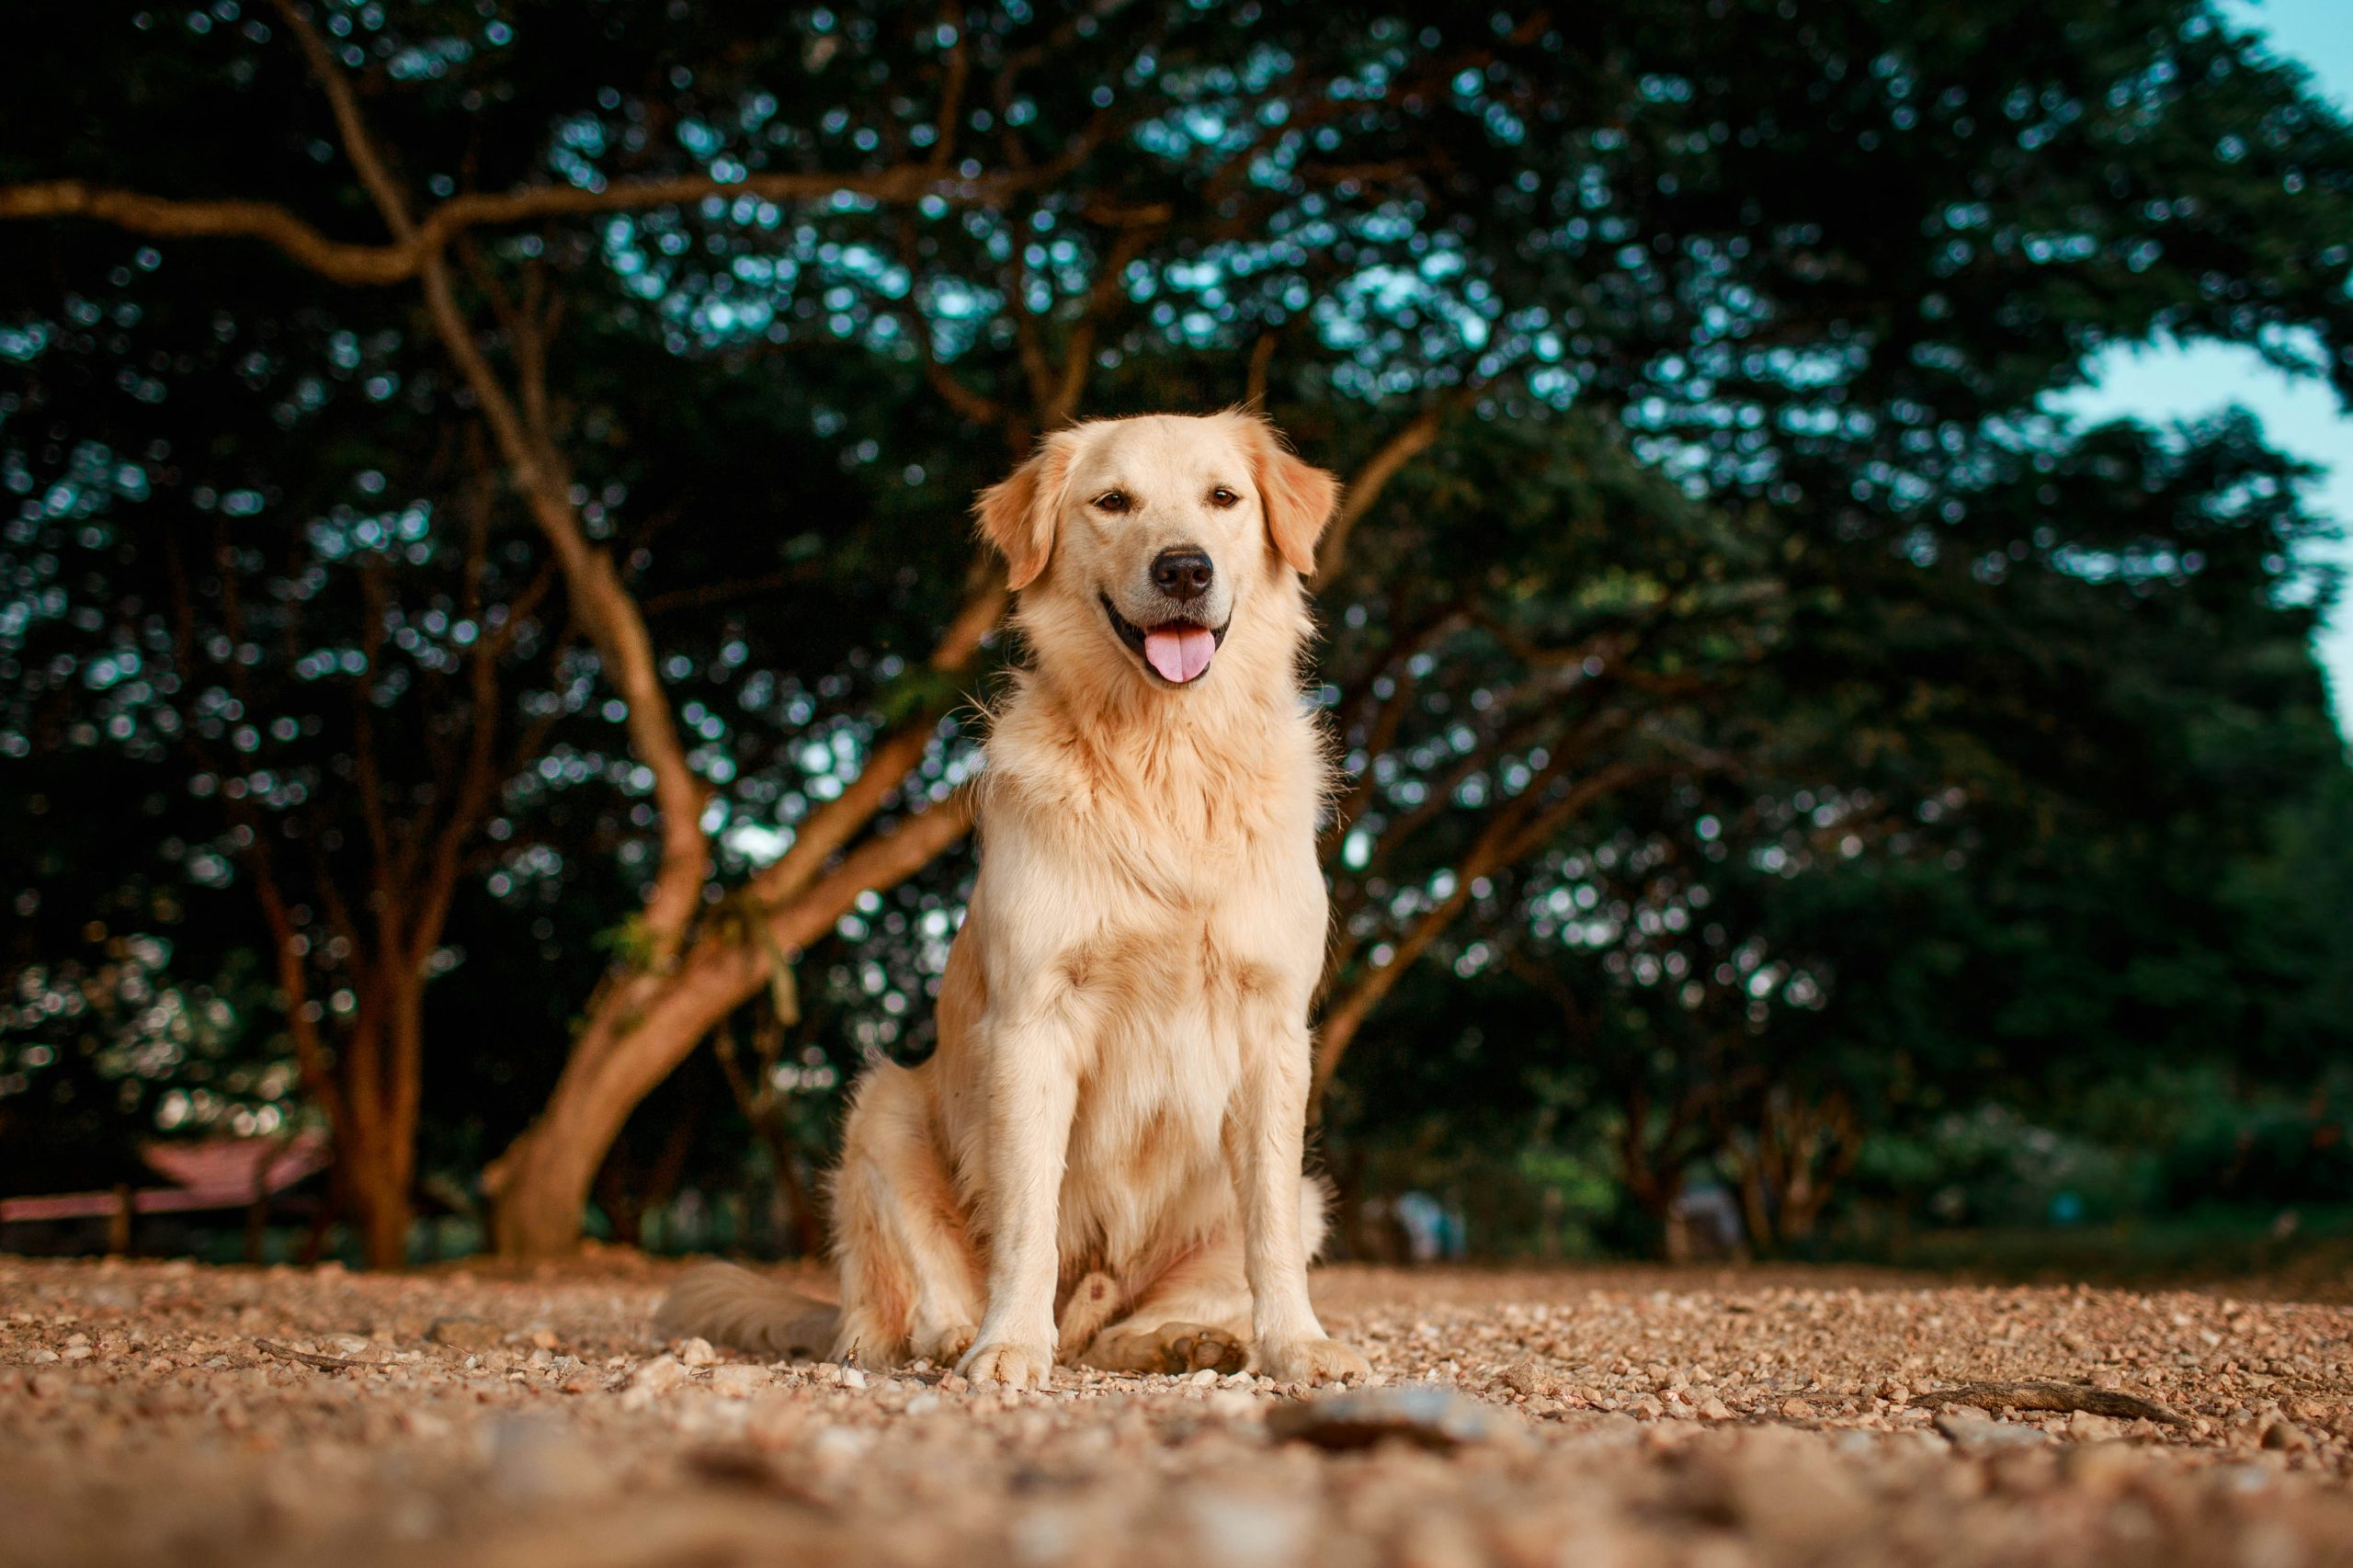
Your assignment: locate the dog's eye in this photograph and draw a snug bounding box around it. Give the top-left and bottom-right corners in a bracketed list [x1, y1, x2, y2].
[1093, 490, 1131, 514]
[1209, 486, 1240, 508]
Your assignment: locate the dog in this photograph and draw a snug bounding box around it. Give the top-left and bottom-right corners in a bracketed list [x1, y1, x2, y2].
[657, 412, 1370, 1390]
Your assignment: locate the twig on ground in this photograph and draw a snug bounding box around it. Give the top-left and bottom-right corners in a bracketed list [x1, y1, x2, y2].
[256, 1337, 384, 1371]
[1909, 1380, 2188, 1426]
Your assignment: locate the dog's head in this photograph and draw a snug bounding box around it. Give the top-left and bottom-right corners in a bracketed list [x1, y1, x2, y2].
[975, 412, 1339, 689]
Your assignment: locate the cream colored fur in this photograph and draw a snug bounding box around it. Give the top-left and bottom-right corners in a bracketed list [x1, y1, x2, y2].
[658, 413, 1370, 1389]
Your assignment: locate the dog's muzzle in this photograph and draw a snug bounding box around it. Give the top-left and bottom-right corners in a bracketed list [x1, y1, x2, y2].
[1102, 595, 1229, 685]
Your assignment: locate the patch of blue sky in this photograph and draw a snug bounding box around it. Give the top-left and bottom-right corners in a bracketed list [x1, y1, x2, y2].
[2047, 0, 2353, 735]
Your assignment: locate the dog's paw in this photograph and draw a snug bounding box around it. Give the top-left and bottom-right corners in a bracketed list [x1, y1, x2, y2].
[1163, 1325, 1249, 1376]
[958, 1338, 1054, 1390]
[912, 1323, 977, 1366]
[1258, 1335, 1371, 1386]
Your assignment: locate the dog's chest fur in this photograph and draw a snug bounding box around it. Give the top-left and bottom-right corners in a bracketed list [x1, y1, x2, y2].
[978, 682, 1328, 1268]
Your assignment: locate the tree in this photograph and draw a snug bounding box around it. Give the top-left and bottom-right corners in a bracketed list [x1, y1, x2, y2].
[4, 1, 1012, 1258]
[7, 0, 2351, 1262]
[1330, 409, 2345, 1255]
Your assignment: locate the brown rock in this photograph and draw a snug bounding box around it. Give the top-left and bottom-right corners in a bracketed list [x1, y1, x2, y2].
[1267, 1385, 1516, 1451]
[2065, 1411, 2120, 1442]
[620, 1354, 689, 1407]
[708, 1365, 768, 1398]
[2260, 1418, 2314, 1454]
[1498, 1359, 1563, 1399]
[425, 1317, 502, 1351]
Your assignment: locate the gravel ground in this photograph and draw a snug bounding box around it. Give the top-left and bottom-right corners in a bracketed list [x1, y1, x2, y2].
[4, 1254, 2349, 1568]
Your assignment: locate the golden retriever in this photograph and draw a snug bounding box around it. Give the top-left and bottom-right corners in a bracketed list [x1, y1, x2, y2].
[657, 412, 1370, 1389]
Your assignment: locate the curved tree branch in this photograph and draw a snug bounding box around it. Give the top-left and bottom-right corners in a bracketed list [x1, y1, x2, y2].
[0, 165, 1022, 286]
[1311, 381, 1484, 591]
[267, 0, 416, 240]
[1312, 757, 1654, 1111]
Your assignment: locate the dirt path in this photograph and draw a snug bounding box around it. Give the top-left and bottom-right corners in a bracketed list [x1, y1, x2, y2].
[3, 1256, 2348, 1567]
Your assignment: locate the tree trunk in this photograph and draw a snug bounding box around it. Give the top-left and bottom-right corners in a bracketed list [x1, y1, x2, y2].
[770, 1138, 824, 1259]
[334, 1115, 414, 1269]
[352, 1178, 413, 1270]
[485, 958, 755, 1259]
[1719, 1088, 1860, 1255]
[593, 1142, 644, 1248]
[484, 797, 971, 1257]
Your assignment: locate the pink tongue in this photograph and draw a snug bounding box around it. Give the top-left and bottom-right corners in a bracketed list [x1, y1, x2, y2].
[1143, 625, 1215, 683]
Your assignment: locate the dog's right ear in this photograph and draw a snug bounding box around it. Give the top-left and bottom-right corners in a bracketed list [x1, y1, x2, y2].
[973, 432, 1077, 592]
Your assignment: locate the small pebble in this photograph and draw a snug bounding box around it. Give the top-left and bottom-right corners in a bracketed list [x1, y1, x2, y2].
[1267, 1384, 1517, 1451]
[426, 1318, 502, 1352]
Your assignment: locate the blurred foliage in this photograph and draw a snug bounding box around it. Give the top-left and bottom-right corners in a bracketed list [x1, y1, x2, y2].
[0, 0, 2348, 1261]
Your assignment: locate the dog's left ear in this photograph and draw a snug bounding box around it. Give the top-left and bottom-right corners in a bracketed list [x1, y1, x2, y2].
[1238, 415, 1341, 576]
[973, 431, 1077, 591]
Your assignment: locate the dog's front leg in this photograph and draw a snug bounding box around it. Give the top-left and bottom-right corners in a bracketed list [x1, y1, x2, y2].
[1232, 1011, 1371, 1386]
[957, 1004, 1078, 1391]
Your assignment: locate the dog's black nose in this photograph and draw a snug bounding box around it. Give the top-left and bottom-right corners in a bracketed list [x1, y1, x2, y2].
[1152, 548, 1214, 602]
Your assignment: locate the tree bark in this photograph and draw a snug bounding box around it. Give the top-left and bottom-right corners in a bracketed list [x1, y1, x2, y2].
[1719, 1088, 1860, 1255]
[592, 1148, 644, 1249]
[484, 793, 973, 1258]
[351, 1169, 413, 1270]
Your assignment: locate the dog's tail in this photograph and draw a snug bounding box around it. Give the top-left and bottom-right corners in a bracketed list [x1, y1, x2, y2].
[654, 1263, 839, 1360]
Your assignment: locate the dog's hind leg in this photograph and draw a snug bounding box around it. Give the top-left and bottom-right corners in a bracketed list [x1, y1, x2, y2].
[1075, 1232, 1255, 1377]
[829, 1061, 984, 1369]
[1076, 1176, 1332, 1377]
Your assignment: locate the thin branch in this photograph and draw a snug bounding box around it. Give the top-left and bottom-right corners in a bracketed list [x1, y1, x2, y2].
[928, 6, 972, 174]
[267, 0, 415, 240]
[744, 561, 1003, 911]
[244, 838, 349, 1136]
[415, 248, 712, 960]
[1319, 661, 1431, 863]
[1312, 757, 1652, 1108]
[0, 165, 1025, 286]
[348, 562, 400, 899]
[1311, 382, 1483, 591]
[456, 238, 556, 438]
[639, 568, 810, 617]
[891, 224, 1012, 431]
[1043, 220, 1159, 426]
[759, 789, 977, 956]
[1244, 330, 1279, 410]
[1357, 705, 1568, 875]
[1011, 298, 1055, 419]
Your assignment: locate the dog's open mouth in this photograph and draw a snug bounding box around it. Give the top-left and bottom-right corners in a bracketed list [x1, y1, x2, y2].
[1102, 596, 1228, 685]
